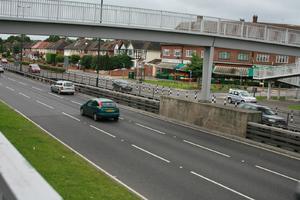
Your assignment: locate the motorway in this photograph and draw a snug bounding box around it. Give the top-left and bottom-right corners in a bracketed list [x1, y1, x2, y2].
[0, 71, 299, 200]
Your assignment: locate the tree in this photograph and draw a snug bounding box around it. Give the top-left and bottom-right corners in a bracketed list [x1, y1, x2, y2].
[6, 35, 30, 43]
[13, 43, 21, 54]
[45, 35, 61, 42]
[186, 53, 203, 78]
[70, 55, 80, 64]
[55, 55, 64, 63]
[80, 55, 93, 69]
[46, 53, 56, 64]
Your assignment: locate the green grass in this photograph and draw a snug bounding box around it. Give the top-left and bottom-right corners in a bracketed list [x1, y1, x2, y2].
[288, 105, 300, 110]
[144, 79, 199, 90]
[0, 102, 139, 200]
[256, 96, 287, 101]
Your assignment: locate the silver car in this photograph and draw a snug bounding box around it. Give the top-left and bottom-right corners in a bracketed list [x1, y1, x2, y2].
[227, 89, 257, 104]
[50, 80, 75, 95]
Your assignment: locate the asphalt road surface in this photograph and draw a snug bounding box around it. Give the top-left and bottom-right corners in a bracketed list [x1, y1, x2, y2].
[0, 71, 299, 200]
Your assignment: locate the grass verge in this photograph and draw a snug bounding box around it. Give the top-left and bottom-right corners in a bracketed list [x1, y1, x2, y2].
[144, 79, 199, 90]
[0, 101, 139, 200]
[288, 105, 300, 110]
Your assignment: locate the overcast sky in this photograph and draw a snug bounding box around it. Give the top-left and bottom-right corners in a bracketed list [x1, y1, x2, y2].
[1, 0, 299, 40]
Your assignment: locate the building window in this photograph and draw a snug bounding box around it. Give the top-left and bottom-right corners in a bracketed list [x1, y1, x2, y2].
[276, 55, 289, 64]
[186, 50, 197, 57]
[162, 49, 170, 56]
[256, 54, 270, 62]
[238, 53, 249, 61]
[174, 49, 182, 57]
[219, 52, 231, 60]
[127, 49, 133, 57]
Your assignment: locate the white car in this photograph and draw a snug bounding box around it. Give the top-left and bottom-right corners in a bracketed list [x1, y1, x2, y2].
[50, 80, 75, 95]
[227, 89, 257, 104]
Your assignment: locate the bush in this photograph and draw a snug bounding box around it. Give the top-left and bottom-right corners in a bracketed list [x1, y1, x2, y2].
[70, 55, 80, 64]
[55, 55, 64, 63]
[46, 53, 56, 64]
[39, 64, 66, 73]
[80, 55, 93, 69]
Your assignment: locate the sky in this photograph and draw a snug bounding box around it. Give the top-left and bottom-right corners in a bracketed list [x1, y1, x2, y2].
[1, 0, 299, 40]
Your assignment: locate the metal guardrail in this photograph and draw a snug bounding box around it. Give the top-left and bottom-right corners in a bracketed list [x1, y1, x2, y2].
[247, 122, 300, 152]
[279, 76, 300, 87]
[0, 132, 62, 200]
[253, 63, 300, 80]
[4, 65, 160, 114]
[0, 0, 300, 46]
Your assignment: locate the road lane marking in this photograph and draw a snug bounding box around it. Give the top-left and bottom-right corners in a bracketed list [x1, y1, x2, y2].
[71, 100, 81, 105]
[135, 123, 166, 135]
[131, 144, 170, 163]
[89, 125, 116, 138]
[48, 92, 64, 99]
[19, 92, 31, 99]
[119, 117, 124, 120]
[6, 86, 15, 91]
[183, 140, 231, 158]
[255, 165, 299, 182]
[62, 112, 80, 122]
[36, 100, 54, 109]
[1, 102, 147, 200]
[18, 81, 27, 86]
[8, 78, 16, 82]
[191, 171, 255, 200]
[32, 86, 43, 91]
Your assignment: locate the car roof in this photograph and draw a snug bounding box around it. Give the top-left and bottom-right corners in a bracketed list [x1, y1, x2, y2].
[229, 89, 247, 92]
[92, 98, 114, 103]
[242, 103, 270, 109]
[56, 80, 73, 83]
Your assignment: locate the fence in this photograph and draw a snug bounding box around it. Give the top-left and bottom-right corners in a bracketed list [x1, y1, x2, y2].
[253, 63, 300, 80]
[0, 0, 300, 46]
[247, 122, 300, 152]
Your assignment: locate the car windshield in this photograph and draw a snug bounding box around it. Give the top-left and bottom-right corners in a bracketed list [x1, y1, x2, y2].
[240, 91, 250, 97]
[31, 65, 39, 69]
[258, 107, 275, 115]
[64, 82, 73, 87]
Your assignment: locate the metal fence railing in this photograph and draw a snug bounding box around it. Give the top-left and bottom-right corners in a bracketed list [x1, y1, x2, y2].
[0, 0, 300, 46]
[253, 63, 300, 80]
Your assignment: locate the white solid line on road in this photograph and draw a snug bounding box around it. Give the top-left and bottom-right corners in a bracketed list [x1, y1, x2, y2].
[32, 86, 43, 91]
[119, 117, 124, 120]
[183, 140, 231, 158]
[135, 123, 166, 135]
[5, 86, 15, 91]
[18, 81, 27, 86]
[89, 125, 116, 138]
[1, 101, 147, 200]
[62, 112, 80, 122]
[19, 92, 31, 99]
[71, 100, 81, 105]
[131, 144, 170, 163]
[190, 171, 255, 200]
[255, 165, 300, 182]
[48, 92, 64, 99]
[8, 77, 16, 82]
[36, 100, 54, 109]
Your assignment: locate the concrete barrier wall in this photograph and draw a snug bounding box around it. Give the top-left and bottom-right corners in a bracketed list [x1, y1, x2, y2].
[159, 96, 261, 137]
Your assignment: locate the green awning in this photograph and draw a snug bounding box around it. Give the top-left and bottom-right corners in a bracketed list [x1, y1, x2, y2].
[175, 63, 186, 70]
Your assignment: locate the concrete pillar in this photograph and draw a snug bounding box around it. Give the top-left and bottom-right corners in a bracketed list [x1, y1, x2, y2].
[200, 47, 214, 101]
[267, 81, 272, 100]
[296, 88, 300, 99]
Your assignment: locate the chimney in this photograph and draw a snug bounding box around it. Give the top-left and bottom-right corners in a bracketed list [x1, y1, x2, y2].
[253, 15, 258, 23]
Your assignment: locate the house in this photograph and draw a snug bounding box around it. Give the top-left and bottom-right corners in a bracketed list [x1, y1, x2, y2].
[64, 38, 92, 57]
[31, 41, 52, 59]
[45, 39, 70, 55]
[86, 40, 116, 56]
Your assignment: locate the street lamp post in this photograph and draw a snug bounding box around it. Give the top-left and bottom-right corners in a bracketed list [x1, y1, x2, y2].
[20, 34, 24, 72]
[96, 0, 104, 87]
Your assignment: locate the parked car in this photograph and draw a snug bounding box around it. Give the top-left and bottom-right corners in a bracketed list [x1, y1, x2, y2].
[1, 58, 8, 64]
[239, 103, 287, 128]
[80, 98, 119, 121]
[50, 80, 75, 95]
[227, 89, 257, 104]
[112, 80, 133, 92]
[28, 64, 41, 73]
[0, 65, 4, 73]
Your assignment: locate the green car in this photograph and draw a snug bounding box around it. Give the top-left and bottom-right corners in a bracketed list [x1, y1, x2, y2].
[80, 98, 119, 121]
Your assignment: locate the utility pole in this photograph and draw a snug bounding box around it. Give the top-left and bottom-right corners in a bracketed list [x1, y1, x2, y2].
[20, 34, 23, 72]
[96, 0, 104, 87]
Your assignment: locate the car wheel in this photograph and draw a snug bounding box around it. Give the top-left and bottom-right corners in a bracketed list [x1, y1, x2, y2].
[93, 113, 98, 121]
[240, 100, 245, 104]
[114, 117, 119, 121]
[58, 90, 61, 94]
[80, 108, 84, 116]
[228, 98, 232, 104]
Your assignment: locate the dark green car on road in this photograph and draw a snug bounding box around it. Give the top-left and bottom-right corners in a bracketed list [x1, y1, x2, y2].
[80, 98, 119, 121]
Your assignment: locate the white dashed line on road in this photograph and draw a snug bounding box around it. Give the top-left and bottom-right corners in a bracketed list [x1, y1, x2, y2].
[183, 140, 231, 158]
[119, 117, 124, 120]
[62, 112, 81, 122]
[5, 86, 15, 91]
[135, 123, 166, 135]
[131, 144, 170, 163]
[48, 92, 64, 99]
[8, 78, 16, 82]
[18, 81, 27, 86]
[71, 100, 81, 105]
[255, 165, 299, 182]
[89, 125, 116, 138]
[32, 86, 43, 91]
[191, 171, 255, 200]
[36, 100, 54, 109]
[19, 92, 31, 99]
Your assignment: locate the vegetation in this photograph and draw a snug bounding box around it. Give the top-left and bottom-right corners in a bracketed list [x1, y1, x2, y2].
[70, 55, 81, 64]
[46, 53, 57, 64]
[55, 55, 64, 63]
[144, 79, 199, 90]
[0, 102, 138, 200]
[45, 35, 61, 42]
[288, 105, 300, 110]
[186, 53, 203, 78]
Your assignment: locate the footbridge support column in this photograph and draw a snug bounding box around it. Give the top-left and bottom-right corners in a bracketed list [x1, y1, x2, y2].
[200, 46, 214, 102]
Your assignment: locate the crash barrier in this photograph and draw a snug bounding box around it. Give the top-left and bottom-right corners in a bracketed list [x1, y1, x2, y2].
[4, 66, 160, 114]
[75, 84, 160, 114]
[159, 96, 261, 137]
[0, 132, 62, 200]
[247, 122, 300, 152]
